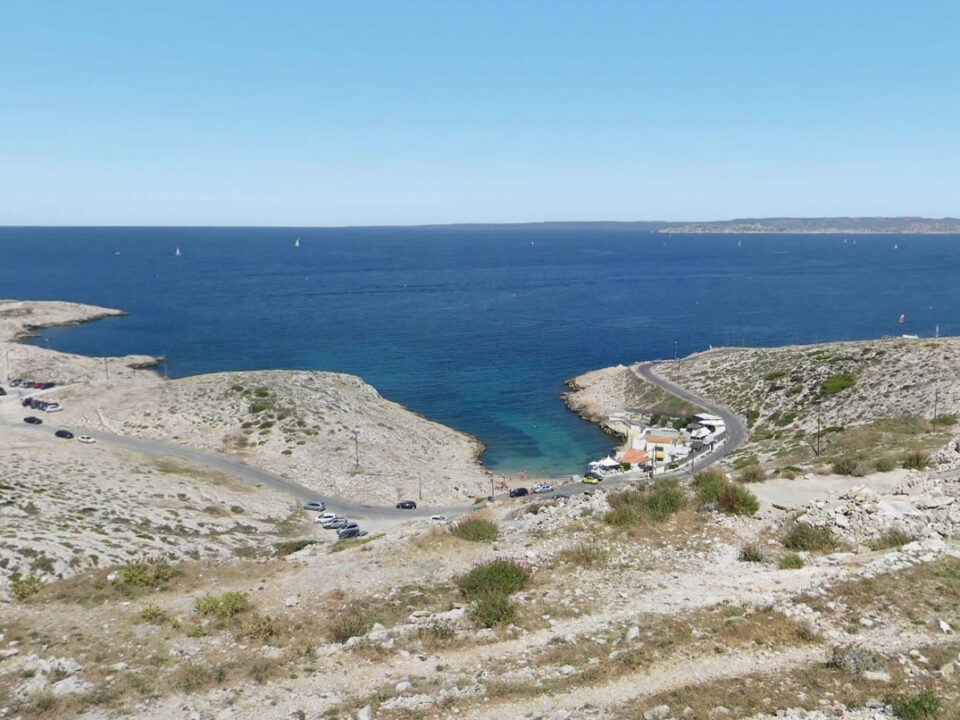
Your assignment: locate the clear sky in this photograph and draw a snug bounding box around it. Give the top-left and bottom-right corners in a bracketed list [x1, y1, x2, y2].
[1, 0, 958, 226]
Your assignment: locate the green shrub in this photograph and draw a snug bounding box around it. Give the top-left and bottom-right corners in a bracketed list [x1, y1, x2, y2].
[890, 690, 943, 719]
[738, 465, 767, 483]
[113, 561, 176, 595]
[869, 529, 916, 550]
[832, 457, 857, 475]
[140, 604, 165, 622]
[273, 539, 319, 557]
[763, 370, 787, 382]
[450, 518, 499, 542]
[249, 402, 270, 414]
[457, 559, 530, 601]
[253, 387, 270, 398]
[738, 543, 765, 563]
[821, 372, 857, 395]
[620, 462, 631, 471]
[902, 452, 928, 471]
[644, 479, 688, 521]
[717, 485, 759, 516]
[245, 613, 280, 642]
[778, 553, 805, 569]
[783, 524, 837, 552]
[11, 575, 44, 600]
[603, 504, 639, 527]
[471, 596, 517, 628]
[193, 591, 249, 617]
[326, 603, 380, 644]
[693, 469, 727, 504]
[875, 457, 897, 472]
[933, 413, 958, 427]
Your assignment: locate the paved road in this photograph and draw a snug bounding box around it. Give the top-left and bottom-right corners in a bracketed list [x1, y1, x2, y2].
[1, 362, 748, 524]
[634, 361, 748, 470]
[0, 413, 475, 525]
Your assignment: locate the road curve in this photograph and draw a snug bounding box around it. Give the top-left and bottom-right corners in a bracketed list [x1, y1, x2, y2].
[634, 361, 748, 469]
[0, 417, 476, 524]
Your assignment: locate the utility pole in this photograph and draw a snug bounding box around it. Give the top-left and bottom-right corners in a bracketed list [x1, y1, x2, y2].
[490, 475, 494, 502]
[4, 348, 9, 384]
[104, 358, 109, 381]
[162, 351, 168, 380]
[674, 339, 678, 361]
[933, 387, 939, 430]
[354, 431, 359, 470]
[816, 407, 821, 457]
[418, 475, 422, 501]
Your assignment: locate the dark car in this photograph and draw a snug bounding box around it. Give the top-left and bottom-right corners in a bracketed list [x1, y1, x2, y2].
[55, 429, 74, 439]
[396, 500, 417, 510]
[0, 386, 6, 396]
[41, 382, 56, 389]
[24, 416, 42, 425]
[509, 487, 529, 498]
[552, 493, 569, 500]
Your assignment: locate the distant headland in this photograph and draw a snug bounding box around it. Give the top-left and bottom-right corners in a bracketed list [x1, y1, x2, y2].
[416, 216, 960, 234]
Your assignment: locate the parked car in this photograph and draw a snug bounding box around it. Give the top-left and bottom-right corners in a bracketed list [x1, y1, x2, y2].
[533, 483, 554, 494]
[552, 493, 569, 500]
[396, 500, 417, 509]
[0, 386, 6, 396]
[322, 517, 349, 529]
[55, 430, 74, 439]
[304, 500, 325, 512]
[78, 435, 96, 444]
[430, 514, 447, 521]
[44, 403, 62, 413]
[314, 512, 337, 524]
[582, 474, 601, 485]
[23, 416, 42, 424]
[509, 487, 529, 498]
[337, 527, 369, 539]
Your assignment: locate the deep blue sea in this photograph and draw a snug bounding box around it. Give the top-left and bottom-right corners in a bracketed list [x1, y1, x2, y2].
[2, 227, 958, 474]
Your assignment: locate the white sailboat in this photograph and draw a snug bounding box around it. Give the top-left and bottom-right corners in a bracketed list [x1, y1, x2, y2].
[294, 237, 300, 248]
[175, 246, 181, 257]
[737, 239, 742, 247]
[893, 243, 898, 250]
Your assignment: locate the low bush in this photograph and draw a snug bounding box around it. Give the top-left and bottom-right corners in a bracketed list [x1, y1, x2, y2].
[821, 372, 857, 395]
[783, 524, 837, 553]
[875, 457, 897, 472]
[692, 469, 727, 504]
[193, 591, 249, 618]
[902, 452, 928, 471]
[605, 480, 687, 525]
[889, 690, 943, 719]
[449, 517, 498, 542]
[832, 457, 858, 476]
[457, 559, 530, 601]
[471, 596, 517, 628]
[245, 612, 280, 642]
[112, 561, 176, 595]
[11, 575, 44, 601]
[933, 413, 958, 427]
[738, 465, 767, 483]
[868, 529, 916, 550]
[140, 604, 165, 622]
[717, 485, 759, 516]
[778, 553, 805, 569]
[326, 602, 380, 643]
[738, 543, 766, 563]
[273, 539, 320, 557]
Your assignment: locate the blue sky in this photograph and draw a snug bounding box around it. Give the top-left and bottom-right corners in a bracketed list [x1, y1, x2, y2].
[1, 0, 958, 225]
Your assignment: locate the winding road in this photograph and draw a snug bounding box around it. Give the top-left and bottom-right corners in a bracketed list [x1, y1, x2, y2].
[1, 361, 747, 525]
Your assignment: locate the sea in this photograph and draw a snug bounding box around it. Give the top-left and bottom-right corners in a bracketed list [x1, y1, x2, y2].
[2, 227, 958, 475]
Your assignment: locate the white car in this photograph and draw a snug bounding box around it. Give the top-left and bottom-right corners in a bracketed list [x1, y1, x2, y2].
[314, 512, 337, 524]
[533, 483, 554, 494]
[78, 435, 96, 444]
[44, 404, 63, 413]
[430, 514, 447, 521]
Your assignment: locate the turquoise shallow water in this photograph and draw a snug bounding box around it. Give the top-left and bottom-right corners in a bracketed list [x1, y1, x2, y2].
[2, 227, 959, 474]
